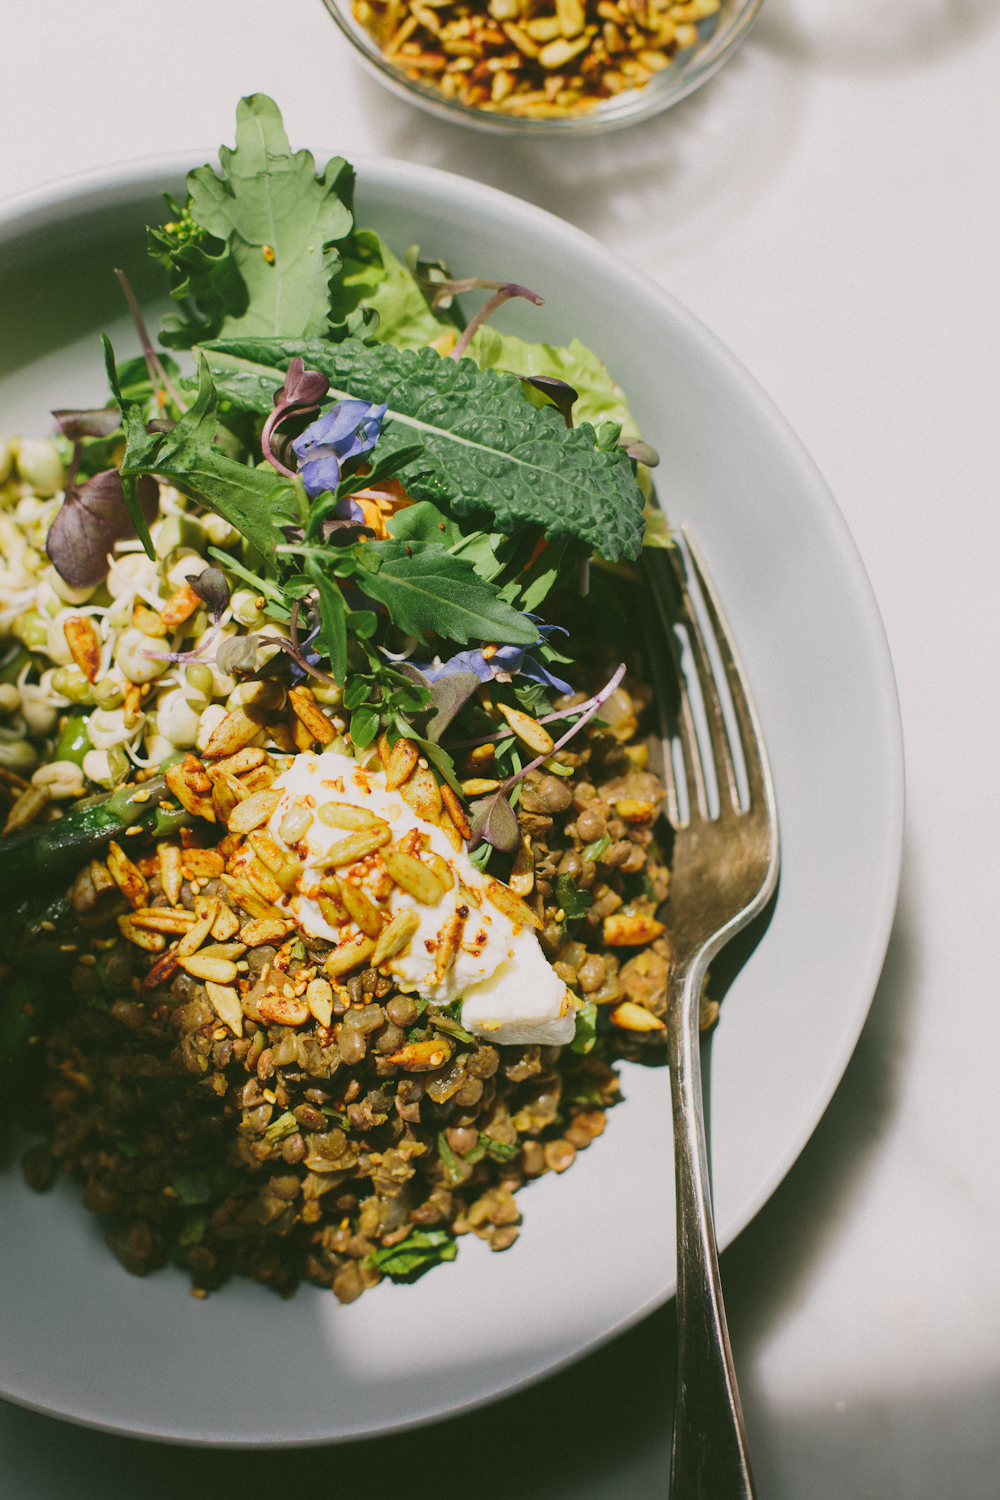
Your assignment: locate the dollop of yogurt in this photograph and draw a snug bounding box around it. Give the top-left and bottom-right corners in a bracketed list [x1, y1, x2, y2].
[267, 751, 575, 1045]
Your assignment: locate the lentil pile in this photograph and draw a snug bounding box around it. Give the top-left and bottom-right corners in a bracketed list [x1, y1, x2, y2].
[12, 648, 680, 1304]
[354, 0, 721, 118]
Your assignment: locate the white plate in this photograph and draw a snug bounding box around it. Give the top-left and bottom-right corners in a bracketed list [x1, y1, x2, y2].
[0, 155, 903, 1446]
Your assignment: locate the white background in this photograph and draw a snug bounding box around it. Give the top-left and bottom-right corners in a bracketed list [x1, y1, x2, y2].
[1, 1, 999, 1494]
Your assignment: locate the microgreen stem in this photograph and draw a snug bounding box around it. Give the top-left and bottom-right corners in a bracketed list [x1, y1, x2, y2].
[446, 686, 610, 750]
[112, 269, 187, 413]
[260, 405, 300, 479]
[499, 663, 626, 793]
[450, 284, 544, 362]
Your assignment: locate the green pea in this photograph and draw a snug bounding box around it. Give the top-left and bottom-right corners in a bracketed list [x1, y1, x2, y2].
[93, 678, 125, 710]
[185, 664, 214, 700]
[54, 712, 93, 768]
[50, 666, 95, 705]
[12, 611, 49, 651]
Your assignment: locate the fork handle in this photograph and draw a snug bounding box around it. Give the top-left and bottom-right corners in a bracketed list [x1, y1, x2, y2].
[668, 967, 756, 1500]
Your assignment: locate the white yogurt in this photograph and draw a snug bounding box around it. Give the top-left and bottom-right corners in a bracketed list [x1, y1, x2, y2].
[267, 750, 575, 1045]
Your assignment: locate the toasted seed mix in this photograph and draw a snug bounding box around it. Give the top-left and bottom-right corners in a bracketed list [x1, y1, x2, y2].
[354, 0, 720, 118]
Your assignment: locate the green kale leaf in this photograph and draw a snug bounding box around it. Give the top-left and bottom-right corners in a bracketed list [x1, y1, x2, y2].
[198, 337, 647, 561]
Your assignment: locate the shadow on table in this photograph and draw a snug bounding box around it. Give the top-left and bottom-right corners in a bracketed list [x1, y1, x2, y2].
[753, 0, 1000, 73]
[353, 37, 806, 263]
[1, 848, 949, 1499]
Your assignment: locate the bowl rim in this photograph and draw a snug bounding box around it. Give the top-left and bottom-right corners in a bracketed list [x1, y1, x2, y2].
[319, 0, 765, 136]
[0, 150, 905, 1446]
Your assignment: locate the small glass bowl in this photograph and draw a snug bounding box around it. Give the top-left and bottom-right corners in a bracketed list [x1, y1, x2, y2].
[321, 0, 764, 136]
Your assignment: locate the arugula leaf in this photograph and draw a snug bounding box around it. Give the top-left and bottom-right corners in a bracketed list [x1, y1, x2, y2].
[118, 353, 283, 560]
[307, 565, 349, 685]
[362, 238, 455, 349]
[355, 539, 538, 646]
[367, 1228, 457, 1281]
[198, 338, 646, 562]
[327, 228, 388, 324]
[555, 872, 592, 919]
[385, 500, 461, 548]
[183, 94, 355, 342]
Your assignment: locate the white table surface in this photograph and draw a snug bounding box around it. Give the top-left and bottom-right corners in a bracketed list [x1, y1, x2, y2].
[2, 2, 999, 1494]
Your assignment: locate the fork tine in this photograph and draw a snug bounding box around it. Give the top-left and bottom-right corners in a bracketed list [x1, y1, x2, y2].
[668, 539, 742, 818]
[681, 528, 772, 818]
[643, 550, 708, 825]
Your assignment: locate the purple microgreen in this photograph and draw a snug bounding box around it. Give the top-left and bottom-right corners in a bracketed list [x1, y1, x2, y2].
[467, 787, 521, 854]
[502, 663, 626, 791]
[424, 671, 483, 745]
[255, 634, 340, 687]
[187, 567, 231, 622]
[622, 440, 660, 468]
[260, 356, 330, 478]
[112, 268, 187, 413]
[446, 663, 626, 751]
[142, 625, 223, 665]
[45, 470, 159, 589]
[520, 376, 578, 429]
[216, 635, 259, 676]
[51, 408, 122, 442]
[450, 284, 545, 363]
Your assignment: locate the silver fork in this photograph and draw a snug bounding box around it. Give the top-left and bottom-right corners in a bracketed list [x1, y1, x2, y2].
[641, 529, 780, 1500]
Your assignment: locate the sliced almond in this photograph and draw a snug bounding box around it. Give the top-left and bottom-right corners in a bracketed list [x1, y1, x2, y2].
[203, 704, 266, 759]
[206, 980, 244, 1037]
[461, 777, 502, 796]
[609, 1000, 665, 1032]
[288, 685, 336, 746]
[437, 809, 463, 852]
[316, 826, 391, 867]
[132, 601, 168, 637]
[140, 949, 180, 991]
[306, 977, 334, 1028]
[509, 834, 534, 897]
[317, 802, 388, 832]
[371, 908, 420, 966]
[383, 736, 420, 792]
[158, 843, 183, 907]
[182, 848, 226, 881]
[497, 703, 554, 757]
[399, 764, 442, 823]
[240, 914, 295, 946]
[175, 896, 219, 957]
[220, 873, 283, 921]
[602, 912, 666, 946]
[240, 764, 276, 794]
[129, 907, 198, 934]
[227, 788, 281, 835]
[422, 850, 455, 891]
[212, 747, 267, 778]
[179, 951, 239, 983]
[432, 909, 465, 984]
[385, 1038, 453, 1072]
[335, 875, 385, 938]
[259, 990, 310, 1026]
[159, 581, 202, 629]
[484, 877, 542, 930]
[106, 840, 149, 910]
[382, 846, 445, 906]
[324, 933, 377, 978]
[2, 784, 48, 835]
[439, 783, 471, 840]
[62, 615, 101, 682]
[210, 903, 241, 941]
[247, 829, 302, 892]
[165, 758, 216, 822]
[245, 859, 286, 906]
[118, 914, 165, 952]
[211, 778, 240, 823]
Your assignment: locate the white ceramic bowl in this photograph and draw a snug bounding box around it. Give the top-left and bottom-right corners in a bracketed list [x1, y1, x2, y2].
[0, 154, 903, 1446]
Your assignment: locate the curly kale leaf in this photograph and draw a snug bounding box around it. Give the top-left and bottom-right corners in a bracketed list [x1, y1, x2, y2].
[197, 336, 646, 562]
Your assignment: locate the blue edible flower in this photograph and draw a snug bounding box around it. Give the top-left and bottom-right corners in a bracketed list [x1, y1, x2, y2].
[291, 400, 387, 498]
